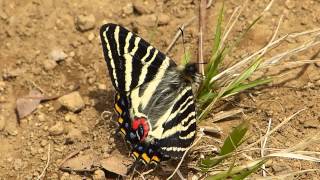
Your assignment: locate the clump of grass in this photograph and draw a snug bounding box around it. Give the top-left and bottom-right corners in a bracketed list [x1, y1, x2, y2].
[195, 0, 320, 120]
[185, 0, 320, 179]
[196, 1, 272, 120]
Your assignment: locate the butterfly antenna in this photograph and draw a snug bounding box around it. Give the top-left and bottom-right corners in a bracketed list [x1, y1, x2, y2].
[179, 27, 187, 62]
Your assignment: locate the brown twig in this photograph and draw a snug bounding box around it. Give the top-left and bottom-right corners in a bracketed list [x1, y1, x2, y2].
[165, 0, 213, 55]
[26, 84, 80, 101]
[59, 167, 96, 173]
[42, 84, 80, 101]
[165, 17, 196, 54]
[198, 0, 206, 75]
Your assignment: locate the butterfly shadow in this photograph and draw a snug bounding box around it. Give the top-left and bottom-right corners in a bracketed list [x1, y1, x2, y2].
[88, 88, 136, 160]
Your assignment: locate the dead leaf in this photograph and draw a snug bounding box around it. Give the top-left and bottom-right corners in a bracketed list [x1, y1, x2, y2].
[61, 153, 95, 171]
[16, 90, 44, 119]
[100, 154, 131, 176]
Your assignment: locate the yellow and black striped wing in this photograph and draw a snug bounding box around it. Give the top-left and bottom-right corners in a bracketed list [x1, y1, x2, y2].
[100, 23, 174, 94]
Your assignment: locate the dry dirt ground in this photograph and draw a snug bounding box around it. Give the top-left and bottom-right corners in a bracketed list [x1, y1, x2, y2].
[0, 0, 320, 179]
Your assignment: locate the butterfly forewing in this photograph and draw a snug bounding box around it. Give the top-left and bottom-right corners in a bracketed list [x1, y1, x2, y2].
[100, 24, 173, 94]
[100, 23, 197, 163]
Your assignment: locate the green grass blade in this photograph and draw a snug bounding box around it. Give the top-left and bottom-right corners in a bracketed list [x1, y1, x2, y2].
[206, 1, 225, 74]
[232, 159, 268, 180]
[220, 121, 249, 155]
[205, 159, 268, 180]
[199, 153, 233, 170]
[211, 1, 224, 55]
[223, 77, 272, 98]
[199, 121, 249, 170]
[181, 48, 191, 65]
[224, 57, 263, 95]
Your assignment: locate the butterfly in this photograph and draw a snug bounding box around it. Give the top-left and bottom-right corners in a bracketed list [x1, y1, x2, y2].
[99, 23, 197, 165]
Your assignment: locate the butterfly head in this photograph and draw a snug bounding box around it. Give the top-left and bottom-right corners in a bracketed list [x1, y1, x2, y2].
[132, 117, 149, 142]
[184, 63, 198, 76]
[179, 63, 202, 83]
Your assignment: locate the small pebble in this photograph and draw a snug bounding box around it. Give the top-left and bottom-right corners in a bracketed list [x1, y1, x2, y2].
[41, 155, 47, 161]
[93, 169, 105, 180]
[0, 81, 6, 92]
[6, 124, 18, 136]
[66, 127, 82, 143]
[122, 3, 134, 15]
[13, 159, 23, 170]
[303, 119, 319, 128]
[0, 116, 6, 131]
[97, 83, 107, 90]
[40, 139, 48, 147]
[75, 14, 96, 32]
[272, 164, 291, 173]
[43, 59, 57, 71]
[64, 113, 78, 123]
[135, 14, 157, 27]
[58, 91, 85, 112]
[133, 1, 153, 14]
[88, 32, 95, 41]
[285, 0, 295, 9]
[158, 13, 170, 25]
[37, 113, 46, 122]
[48, 122, 64, 136]
[49, 49, 68, 62]
[60, 172, 70, 180]
[108, 137, 114, 145]
[69, 51, 75, 57]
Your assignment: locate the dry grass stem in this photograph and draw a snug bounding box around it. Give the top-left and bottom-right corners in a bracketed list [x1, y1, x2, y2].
[211, 108, 243, 122]
[210, 27, 320, 84]
[37, 144, 51, 180]
[198, 0, 206, 75]
[209, 14, 283, 85]
[261, 118, 272, 177]
[167, 132, 204, 180]
[255, 169, 320, 180]
[244, 108, 306, 150]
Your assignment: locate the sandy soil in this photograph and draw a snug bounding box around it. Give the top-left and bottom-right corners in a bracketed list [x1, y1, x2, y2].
[0, 0, 319, 179]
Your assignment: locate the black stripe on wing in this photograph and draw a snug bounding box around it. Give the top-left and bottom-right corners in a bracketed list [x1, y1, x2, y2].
[100, 23, 175, 94]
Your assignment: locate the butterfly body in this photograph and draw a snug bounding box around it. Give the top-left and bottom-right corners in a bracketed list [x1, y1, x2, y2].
[100, 23, 197, 164]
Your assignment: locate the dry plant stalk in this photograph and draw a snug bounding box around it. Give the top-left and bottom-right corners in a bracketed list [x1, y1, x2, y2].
[197, 0, 206, 75]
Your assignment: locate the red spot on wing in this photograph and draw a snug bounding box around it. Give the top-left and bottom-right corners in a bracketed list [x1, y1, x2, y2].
[132, 117, 149, 141]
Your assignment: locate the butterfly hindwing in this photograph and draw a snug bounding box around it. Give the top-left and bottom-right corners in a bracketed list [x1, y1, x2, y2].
[157, 87, 196, 158]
